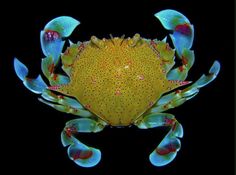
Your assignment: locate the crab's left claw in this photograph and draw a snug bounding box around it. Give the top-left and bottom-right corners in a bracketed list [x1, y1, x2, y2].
[40, 16, 80, 64]
[155, 9, 194, 57]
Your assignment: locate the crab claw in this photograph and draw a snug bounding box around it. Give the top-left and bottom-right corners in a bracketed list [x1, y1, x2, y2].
[155, 9, 194, 56]
[40, 16, 80, 64]
[14, 58, 47, 94]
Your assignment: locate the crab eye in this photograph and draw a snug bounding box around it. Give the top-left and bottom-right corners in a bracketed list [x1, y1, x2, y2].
[44, 30, 60, 42]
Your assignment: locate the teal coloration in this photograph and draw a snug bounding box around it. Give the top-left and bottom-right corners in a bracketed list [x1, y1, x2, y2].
[191, 60, 220, 88]
[41, 56, 54, 80]
[167, 49, 195, 80]
[40, 16, 80, 64]
[61, 118, 105, 167]
[40, 31, 65, 63]
[38, 97, 93, 117]
[41, 90, 84, 109]
[41, 56, 70, 85]
[44, 16, 80, 37]
[155, 9, 194, 56]
[23, 75, 47, 94]
[13, 9, 221, 168]
[14, 58, 47, 94]
[135, 113, 183, 166]
[14, 58, 28, 81]
[154, 10, 190, 30]
[67, 141, 101, 168]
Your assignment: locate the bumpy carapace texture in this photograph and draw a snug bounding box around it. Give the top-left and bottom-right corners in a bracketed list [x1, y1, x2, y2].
[59, 35, 184, 126]
[13, 11, 221, 168]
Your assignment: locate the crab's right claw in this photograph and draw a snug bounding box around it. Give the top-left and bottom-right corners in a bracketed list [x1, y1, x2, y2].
[155, 9, 194, 57]
[40, 16, 80, 64]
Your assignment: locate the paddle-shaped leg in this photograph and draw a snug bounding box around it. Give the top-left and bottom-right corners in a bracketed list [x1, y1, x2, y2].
[150, 60, 220, 113]
[14, 58, 47, 94]
[61, 118, 107, 167]
[41, 56, 70, 86]
[39, 90, 93, 117]
[134, 113, 183, 166]
[14, 58, 92, 117]
[155, 9, 194, 57]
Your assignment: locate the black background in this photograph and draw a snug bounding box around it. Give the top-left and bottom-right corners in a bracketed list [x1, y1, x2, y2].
[1, 0, 234, 174]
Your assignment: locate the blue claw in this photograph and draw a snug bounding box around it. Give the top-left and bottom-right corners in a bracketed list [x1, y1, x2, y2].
[170, 28, 194, 57]
[154, 9, 190, 30]
[44, 16, 80, 37]
[40, 16, 80, 64]
[136, 113, 183, 167]
[155, 9, 194, 56]
[167, 49, 195, 80]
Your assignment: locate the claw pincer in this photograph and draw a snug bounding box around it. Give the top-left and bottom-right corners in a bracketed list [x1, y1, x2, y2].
[14, 10, 220, 168]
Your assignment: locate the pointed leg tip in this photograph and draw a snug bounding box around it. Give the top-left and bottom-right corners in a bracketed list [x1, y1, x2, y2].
[210, 60, 221, 76]
[173, 122, 184, 138]
[13, 57, 29, 81]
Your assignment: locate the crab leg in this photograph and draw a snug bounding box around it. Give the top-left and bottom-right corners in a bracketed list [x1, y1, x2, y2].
[14, 58, 91, 117]
[41, 55, 70, 86]
[155, 9, 195, 81]
[61, 118, 107, 167]
[134, 113, 183, 166]
[136, 61, 220, 166]
[14, 58, 47, 94]
[166, 48, 195, 80]
[40, 16, 80, 85]
[150, 60, 220, 113]
[155, 9, 194, 57]
[38, 90, 93, 117]
[14, 16, 79, 90]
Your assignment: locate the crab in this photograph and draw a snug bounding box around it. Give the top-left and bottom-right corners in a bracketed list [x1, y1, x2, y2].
[14, 9, 220, 168]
